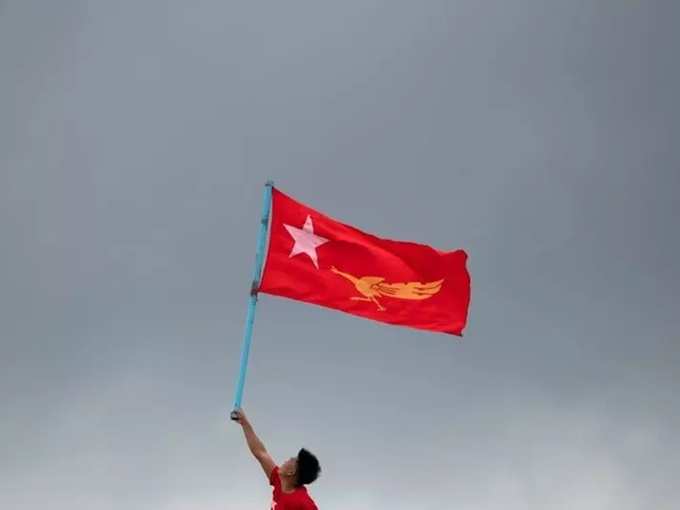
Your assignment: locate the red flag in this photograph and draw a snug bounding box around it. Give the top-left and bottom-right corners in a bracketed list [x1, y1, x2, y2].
[258, 188, 471, 335]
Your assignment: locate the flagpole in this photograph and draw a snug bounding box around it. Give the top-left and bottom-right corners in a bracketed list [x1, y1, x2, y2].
[230, 180, 274, 420]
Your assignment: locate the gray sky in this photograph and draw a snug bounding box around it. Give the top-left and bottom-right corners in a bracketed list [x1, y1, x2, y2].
[2, 1, 679, 509]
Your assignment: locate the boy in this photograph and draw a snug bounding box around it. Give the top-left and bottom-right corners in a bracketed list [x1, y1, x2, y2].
[233, 409, 320, 509]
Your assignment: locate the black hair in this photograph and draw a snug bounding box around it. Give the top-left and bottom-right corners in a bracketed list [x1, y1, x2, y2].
[296, 448, 321, 486]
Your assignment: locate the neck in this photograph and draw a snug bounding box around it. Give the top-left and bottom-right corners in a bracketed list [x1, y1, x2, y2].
[280, 475, 298, 493]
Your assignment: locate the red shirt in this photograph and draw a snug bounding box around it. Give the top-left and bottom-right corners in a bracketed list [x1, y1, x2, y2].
[269, 466, 318, 510]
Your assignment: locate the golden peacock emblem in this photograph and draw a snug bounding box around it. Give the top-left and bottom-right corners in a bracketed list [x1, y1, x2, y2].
[330, 266, 444, 311]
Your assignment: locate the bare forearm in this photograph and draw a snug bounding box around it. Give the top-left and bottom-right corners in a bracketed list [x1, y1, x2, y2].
[233, 409, 276, 477]
[241, 420, 267, 455]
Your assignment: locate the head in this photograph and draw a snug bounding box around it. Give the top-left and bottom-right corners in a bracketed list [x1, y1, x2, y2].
[280, 448, 321, 487]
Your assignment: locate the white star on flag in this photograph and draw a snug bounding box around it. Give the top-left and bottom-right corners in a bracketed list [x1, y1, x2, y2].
[284, 215, 329, 269]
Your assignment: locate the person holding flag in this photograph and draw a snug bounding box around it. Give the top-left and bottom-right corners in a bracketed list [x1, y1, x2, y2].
[233, 409, 320, 510]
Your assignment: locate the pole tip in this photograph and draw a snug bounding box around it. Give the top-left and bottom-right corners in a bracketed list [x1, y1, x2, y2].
[265, 180, 274, 187]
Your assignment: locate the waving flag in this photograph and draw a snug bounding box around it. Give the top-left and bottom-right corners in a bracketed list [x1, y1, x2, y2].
[258, 188, 471, 335]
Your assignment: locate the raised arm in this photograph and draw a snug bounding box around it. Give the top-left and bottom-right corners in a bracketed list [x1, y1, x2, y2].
[232, 409, 276, 479]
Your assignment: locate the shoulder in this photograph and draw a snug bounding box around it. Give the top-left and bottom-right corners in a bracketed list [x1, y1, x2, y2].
[298, 488, 317, 509]
[269, 466, 281, 487]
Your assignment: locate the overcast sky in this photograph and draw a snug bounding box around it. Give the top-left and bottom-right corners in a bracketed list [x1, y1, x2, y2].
[2, 2, 679, 509]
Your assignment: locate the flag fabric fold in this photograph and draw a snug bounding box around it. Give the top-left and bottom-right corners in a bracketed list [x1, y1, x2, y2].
[258, 188, 471, 336]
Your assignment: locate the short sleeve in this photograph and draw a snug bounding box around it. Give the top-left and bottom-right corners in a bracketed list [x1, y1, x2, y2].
[269, 466, 281, 488]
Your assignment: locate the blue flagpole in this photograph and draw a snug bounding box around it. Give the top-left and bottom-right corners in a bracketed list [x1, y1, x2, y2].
[230, 180, 273, 419]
